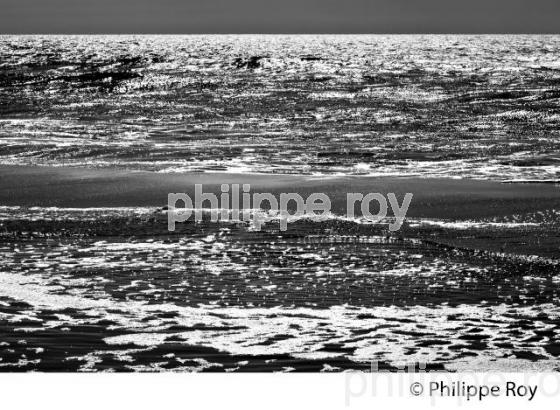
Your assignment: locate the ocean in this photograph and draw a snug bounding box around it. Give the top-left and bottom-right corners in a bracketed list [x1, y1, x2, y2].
[1, 34, 559, 180]
[1, 35, 560, 372]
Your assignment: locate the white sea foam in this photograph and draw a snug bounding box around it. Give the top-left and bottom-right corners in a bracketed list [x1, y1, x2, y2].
[408, 219, 540, 229]
[1, 270, 560, 370]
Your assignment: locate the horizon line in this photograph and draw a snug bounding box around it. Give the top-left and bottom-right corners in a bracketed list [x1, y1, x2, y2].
[2, 32, 560, 35]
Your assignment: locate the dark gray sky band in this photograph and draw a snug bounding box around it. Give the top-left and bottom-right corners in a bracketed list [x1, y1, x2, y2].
[1, 0, 559, 34]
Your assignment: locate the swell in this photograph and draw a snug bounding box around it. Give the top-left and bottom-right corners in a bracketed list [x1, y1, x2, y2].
[1, 35, 560, 181]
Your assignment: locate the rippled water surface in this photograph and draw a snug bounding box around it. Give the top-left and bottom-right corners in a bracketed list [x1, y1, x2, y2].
[2, 36, 560, 372]
[1, 35, 560, 180]
[1, 207, 559, 371]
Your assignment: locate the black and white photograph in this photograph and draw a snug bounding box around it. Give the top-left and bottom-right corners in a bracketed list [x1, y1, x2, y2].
[1, 1, 560, 408]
